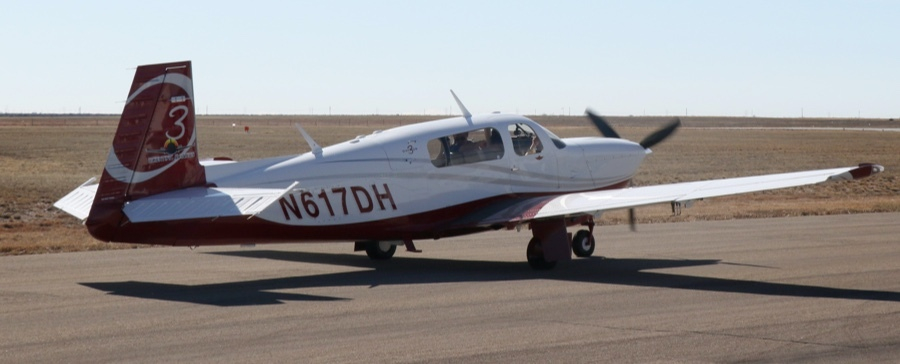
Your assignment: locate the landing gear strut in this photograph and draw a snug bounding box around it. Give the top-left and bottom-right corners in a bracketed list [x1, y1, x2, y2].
[525, 217, 598, 270]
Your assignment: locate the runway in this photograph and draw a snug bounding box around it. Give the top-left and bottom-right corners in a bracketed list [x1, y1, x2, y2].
[1, 213, 898, 363]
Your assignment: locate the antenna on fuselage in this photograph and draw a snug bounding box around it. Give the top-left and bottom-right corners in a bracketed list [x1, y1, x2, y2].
[450, 90, 472, 123]
[294, 123, 323, 157]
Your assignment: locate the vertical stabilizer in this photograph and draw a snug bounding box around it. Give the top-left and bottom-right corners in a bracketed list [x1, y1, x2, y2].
[86, 61, 206, 241]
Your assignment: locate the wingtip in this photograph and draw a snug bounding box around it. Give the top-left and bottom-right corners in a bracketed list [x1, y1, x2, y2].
[849, 163, 885, 179]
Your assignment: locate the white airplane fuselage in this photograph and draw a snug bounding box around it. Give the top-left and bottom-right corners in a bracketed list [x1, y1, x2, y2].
[195, 113, 645, 241]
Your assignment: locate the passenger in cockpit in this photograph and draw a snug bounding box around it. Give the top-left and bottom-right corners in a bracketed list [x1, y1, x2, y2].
[449, 132, 472, 154]
[481, 129, 504, 160]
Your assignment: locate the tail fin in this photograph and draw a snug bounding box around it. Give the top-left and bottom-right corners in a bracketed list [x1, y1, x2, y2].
[86, 61, 206, 241]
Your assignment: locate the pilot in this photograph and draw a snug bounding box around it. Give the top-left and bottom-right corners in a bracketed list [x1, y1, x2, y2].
[525, 135, 543, 155]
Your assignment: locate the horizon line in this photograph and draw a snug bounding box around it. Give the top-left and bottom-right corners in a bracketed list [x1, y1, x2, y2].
[1, 112, 897, 121]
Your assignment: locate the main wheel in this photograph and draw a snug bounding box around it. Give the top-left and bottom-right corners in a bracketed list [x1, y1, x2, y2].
[526, 237, 557, 270]
[365, 241, 396, 260]
[572, 229, 595, 257]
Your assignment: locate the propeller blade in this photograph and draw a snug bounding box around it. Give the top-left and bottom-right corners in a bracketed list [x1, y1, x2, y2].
[639, 118, 681, 149]
[585, 110, 621, 139]
[628, 208, 637, 232]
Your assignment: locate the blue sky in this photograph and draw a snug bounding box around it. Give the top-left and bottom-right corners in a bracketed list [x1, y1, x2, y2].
[2, 1, 897, 117]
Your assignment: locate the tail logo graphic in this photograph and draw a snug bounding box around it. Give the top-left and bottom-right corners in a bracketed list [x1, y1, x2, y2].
[105, 72, 198, 184]
[145, 104, 196, 164]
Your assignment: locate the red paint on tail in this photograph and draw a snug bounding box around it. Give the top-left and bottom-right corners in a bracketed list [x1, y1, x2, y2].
[86, 61, 206, 242]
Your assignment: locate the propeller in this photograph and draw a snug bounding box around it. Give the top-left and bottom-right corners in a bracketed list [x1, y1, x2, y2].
[584, 109, 681, 149]
[638, 118, 681, 149]
[584, 109, 682, 232]
[585, 111, 621, 139]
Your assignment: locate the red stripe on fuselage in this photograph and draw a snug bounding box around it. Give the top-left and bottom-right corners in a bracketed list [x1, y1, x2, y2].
[106, 180, 631, 246]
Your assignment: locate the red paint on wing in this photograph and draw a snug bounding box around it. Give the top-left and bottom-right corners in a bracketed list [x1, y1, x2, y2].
[849, 163, 884, 180]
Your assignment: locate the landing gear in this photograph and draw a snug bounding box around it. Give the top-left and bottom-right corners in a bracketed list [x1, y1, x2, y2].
[524, 217, 598, 269]
[364, 241, 396, 260]
[526, 237, 557, 270]
[571, 229, 595, 257]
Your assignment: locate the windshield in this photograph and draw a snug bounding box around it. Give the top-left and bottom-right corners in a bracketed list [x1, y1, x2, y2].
[542, 128, 566, 149]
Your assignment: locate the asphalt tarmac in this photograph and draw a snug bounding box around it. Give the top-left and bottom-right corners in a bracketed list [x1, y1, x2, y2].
[1, 213, 898, 363]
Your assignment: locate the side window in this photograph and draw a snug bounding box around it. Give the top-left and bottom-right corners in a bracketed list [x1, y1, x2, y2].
[428, 127, 504, 168]
[479, 128, 505, 161]
[428, 137, 450, 167]
[508, 123, 543, 156]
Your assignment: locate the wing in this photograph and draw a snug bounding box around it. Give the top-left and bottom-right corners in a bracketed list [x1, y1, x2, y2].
[461, 164, 884, 226]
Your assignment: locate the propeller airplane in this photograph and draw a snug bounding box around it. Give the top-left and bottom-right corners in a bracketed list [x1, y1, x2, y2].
[55, 61, 884, 269]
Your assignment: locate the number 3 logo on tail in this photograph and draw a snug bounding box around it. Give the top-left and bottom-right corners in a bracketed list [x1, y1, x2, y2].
[166, 105, 189, 140]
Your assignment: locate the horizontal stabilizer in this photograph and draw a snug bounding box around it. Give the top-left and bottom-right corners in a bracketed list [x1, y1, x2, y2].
[53, 179, 99, 221]
[122, 186, 290, 223]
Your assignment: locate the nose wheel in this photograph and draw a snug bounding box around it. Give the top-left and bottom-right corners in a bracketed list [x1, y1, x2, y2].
[571, 229, 595, 257]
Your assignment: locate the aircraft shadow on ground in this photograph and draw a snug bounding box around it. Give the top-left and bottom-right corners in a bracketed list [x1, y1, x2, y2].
[79, 250, 900, 307]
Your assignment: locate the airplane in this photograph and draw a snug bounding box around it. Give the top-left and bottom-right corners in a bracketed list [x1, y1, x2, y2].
[54, 61, 885, 270]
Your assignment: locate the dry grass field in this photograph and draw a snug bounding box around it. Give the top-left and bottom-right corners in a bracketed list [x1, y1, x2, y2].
[1, 115, 898, 255]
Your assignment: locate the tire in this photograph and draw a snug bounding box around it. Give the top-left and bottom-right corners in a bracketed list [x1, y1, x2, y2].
[572, 229, 595, 257]
[365, 241, 396, 260]
[526, 237, 557, 270]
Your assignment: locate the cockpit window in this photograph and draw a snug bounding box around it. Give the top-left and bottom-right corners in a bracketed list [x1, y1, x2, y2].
[428, 127, 504, 168]
[508, 123, 544, 156]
